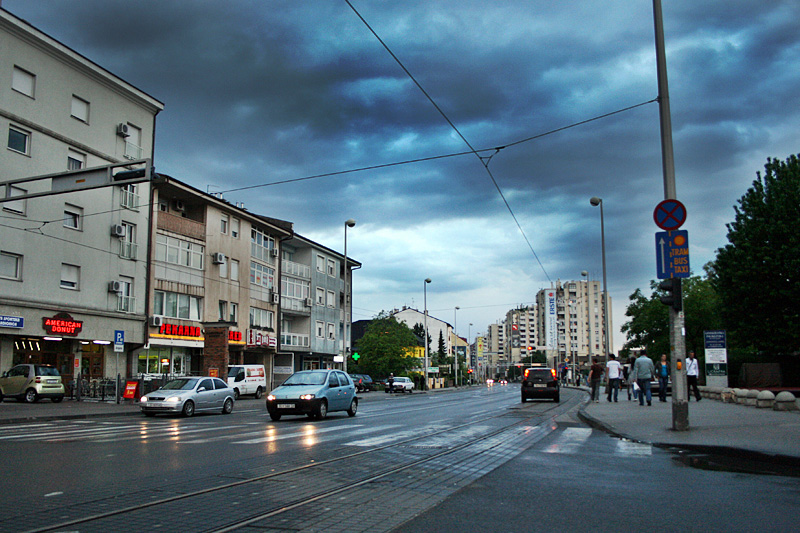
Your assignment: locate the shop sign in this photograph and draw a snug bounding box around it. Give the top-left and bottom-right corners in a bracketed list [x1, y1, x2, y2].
[229, 330, 242, 342]
[0, 315, 24, 328]
[43, 312, 83, 336]
[159, 323, 202, 338]
[246, 329, 277, 348]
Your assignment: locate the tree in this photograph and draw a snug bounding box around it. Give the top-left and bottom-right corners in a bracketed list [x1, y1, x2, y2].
[435, 331, 447, 367]
[355, 312, 420, 377]
[412, 322, 431, 354]
[709, 154, 800, 355]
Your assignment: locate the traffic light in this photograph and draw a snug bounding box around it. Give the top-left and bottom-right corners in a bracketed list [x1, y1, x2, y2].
[659, 278, 682, 311]
[351, 352, 360, 362]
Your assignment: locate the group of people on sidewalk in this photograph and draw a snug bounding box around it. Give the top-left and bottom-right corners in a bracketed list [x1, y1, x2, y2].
[587, 351, 703, 406]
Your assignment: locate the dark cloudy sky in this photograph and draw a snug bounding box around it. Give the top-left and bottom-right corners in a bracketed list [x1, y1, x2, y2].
[6, 0, 799, 349]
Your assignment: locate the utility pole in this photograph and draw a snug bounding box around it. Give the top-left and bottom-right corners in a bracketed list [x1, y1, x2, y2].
[653, 0, 688, 430]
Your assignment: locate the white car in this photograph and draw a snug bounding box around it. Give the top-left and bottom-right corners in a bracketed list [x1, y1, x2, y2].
[385, 376, 414, 393]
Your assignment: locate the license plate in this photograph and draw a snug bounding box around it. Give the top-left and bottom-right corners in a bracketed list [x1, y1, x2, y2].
[277, 403, 293, 409]
[47, 379, 58, 384]
[533, 384, 547, 388]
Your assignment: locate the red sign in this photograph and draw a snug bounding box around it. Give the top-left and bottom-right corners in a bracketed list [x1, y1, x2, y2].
[43, 312, 83, 336]
[123, 381, 139, 399]
[653, 199, 687, 231]
[159, 323, 202, 337]
[229, 330, 242, 342]
[246, 329, 277, 347]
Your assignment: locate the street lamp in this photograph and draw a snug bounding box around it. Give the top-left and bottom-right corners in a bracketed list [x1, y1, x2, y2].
[454, 306, 460, 387]
[424, 278, 431, 391]
[581, 270, 590, 383]
[342, 219, 356, 372]
[590, 197, 610, 364]
[468, 322, 473, 383]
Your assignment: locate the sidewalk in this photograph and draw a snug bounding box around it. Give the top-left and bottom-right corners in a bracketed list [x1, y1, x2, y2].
[576, 386, 800, 462]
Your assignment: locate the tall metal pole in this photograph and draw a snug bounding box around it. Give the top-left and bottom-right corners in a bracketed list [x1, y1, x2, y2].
[342, 219, 355, 372]
[424, 278, 431, 391]
[590, 197, 610, 366]
[653, 0, 688, 430]
[581, 270, 590, 383]
[454, 306, 459, 387]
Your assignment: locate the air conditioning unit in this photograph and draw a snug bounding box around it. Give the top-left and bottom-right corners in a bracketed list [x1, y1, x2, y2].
[149, 316, 163, 327]
[270, 248, 279, 258]
[111, 224, 126, 238]
[304, 297, 313, 307]
[116, 123, 130, 137]
[212, 252, 226, 264]
[271, 292, 280, 304]
[172, 199, 185, 212]
[108, 280, 123, 293]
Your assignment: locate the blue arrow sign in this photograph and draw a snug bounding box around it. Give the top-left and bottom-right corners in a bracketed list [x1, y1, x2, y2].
[656, 230, 690, 279]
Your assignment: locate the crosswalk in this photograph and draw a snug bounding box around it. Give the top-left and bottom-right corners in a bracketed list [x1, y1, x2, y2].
[0, 419, 652, 457]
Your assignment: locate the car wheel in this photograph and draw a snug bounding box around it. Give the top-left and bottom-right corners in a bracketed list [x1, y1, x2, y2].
[222, 397, 234, 414]
[347, 399, 358, 417]
[24, 389, 38, 403]
[316, 400, 328, 419]
[269, 412, 281, 421]
[51, 396, 63, 403]
[520, 395, 526, 403]
[182, 400, 195, 417]
[254, 387, 263, 400]
[234, 388, 240, 400]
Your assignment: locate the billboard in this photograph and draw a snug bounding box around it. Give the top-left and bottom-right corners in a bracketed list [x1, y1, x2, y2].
[545, 291, 557, 350]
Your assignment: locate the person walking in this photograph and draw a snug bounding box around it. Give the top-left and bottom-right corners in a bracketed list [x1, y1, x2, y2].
[625, 356, 637, 401]
[656, 354, 670, 402]
[686, 351, 702, 401]
[605, 354, 622, 402]
[387, 373, 395, 394]
[589, 358, 603, 403]
[632, 351, 655, 406]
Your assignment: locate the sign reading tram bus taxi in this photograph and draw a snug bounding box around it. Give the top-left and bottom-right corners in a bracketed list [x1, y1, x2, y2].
[43, 312, 83, 336]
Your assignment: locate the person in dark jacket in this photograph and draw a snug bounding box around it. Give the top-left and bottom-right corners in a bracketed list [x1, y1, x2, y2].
[589, 358, 603, 403]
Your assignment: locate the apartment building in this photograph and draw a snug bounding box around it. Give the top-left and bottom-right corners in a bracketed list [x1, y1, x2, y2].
[503, 306, 542, 364]
[0, 8, 163, 384]
[279, 234, 361, 372]
[485, 322, 504, 377]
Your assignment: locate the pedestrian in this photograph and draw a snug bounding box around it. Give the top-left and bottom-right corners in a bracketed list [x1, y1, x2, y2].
[589, 358, 603, 403]
[605, 354, 622, 402]
[632, 351, 655, 406]
[388, 373, 395, 394]
[576, 371, 581, 387]
[686, 351, 702, 401]
[626, 356, 637, 401]
[657, 354, 670, 402]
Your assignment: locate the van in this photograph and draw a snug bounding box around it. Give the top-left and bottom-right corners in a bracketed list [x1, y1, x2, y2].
[227, 365, 267, 399]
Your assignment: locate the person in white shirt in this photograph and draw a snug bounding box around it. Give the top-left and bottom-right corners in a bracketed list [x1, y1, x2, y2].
[605, 354, 623, 402]
[686, 351, 701, 401]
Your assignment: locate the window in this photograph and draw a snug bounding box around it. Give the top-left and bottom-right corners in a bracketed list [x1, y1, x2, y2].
[220, 258, 228, 278]
[327, 290, 335, 308]
[231, 218, 240, 238]
[218, 301, 227, 321]
[11, 66, 35, 98]
[70, 95, 90, 123]
[230, 259, 239, 282]
[281, 277, 310, 299]
[63, 204, 82, 230]
[316, 287, 325, 305]
[119, 223, 137, 259]
[155, 234, 204, 269]
[2, 185, 26, 215]
[120, 184, 139, 209]
[316, 321, 324, 338]
[8, 126, 30, 155]
[250, 261, 275, 289]
[117, 277, 134, 312]
[327, 323, 335, 340]
[251, 228, 275, 261]
[327, 259, 336, 276]
[249, 307, 273, 329]
[124, 124, 142, 160]
[0, 252, 22, 280]
[67, 149, 85, 170]
[229, 302, 238, 323]
[220, 214, 229, 234]
[60, 264, 79, 290]
[316, 255, 325, 272]
[153, 290, 202, 320]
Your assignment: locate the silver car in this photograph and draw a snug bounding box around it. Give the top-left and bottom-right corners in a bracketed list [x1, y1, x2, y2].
[140, 377, 235, 417]
[266, 369, 357, 421]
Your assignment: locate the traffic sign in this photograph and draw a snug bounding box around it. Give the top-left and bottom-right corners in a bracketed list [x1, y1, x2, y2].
[655, 230, 690, 278]
[653, 199, 687, 231]
[114, 330, 125, 352]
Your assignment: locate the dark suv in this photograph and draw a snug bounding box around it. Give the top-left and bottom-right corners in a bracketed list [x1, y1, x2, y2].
[520, 367, 559, 403]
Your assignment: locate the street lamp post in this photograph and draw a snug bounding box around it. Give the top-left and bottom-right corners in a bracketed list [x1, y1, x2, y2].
[468, 322, 473, 383]
[590, 197, 610, 365]
[454, 306, 460, 387]
[581, 270, 590, 384]
[423, 278, 431, 391]
[342, 219, 356, 372]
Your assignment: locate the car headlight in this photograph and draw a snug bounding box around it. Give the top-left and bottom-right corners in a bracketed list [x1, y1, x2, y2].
[299, 394, 315, 400]
[165, 396, 181, 403]
[267, 394, 276, 401]
[140, 395, 148, 402]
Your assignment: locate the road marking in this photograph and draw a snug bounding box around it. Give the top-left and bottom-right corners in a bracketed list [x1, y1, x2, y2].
[615, 439, 652, 456]
[542, 427, 592, 454]
[233, 424, 362, 445]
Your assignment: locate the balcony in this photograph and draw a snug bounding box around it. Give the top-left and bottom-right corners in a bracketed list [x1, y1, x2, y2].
[282, 259, 310, 279]
[281, 296, 312, 314]
[281, 332, 309, 348]
[117, 295, 136, 313]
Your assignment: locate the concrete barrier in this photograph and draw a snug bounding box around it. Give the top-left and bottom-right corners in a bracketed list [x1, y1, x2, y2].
[721, 388, 734, 402]
[732, 388, 745, 404]
[745, 389, 759, 407]
[773, 391, 799, 411]
[756, 390, 775, 409]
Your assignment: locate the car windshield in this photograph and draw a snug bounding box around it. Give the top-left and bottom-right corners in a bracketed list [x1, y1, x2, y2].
[228, 367, 242, 378]
[282, 372, 327, 386]
[34, 365, 60, 377]
[162, 378, 199, 390]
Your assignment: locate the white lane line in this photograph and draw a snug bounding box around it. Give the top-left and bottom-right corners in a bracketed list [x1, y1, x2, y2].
[232, 424, 362, 445]
[615, 439, 652, 456]
[542, 427, 592, 454]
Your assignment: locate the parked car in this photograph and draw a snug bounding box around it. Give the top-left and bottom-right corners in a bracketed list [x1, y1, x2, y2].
[385, 376, 414, 393]
[140, 377, 235, 417]
[266, 369, 357, 421]
[498, 378, 509, 385]
[520, 367, 560, 403]
[0, 364, 65, 403]
[227, 364, 267, 399]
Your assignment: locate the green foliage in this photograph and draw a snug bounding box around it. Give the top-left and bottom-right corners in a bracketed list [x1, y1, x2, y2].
[353, 312, 420, 377]
[709, 154, 800, 355]
[435, 331, 447, 366]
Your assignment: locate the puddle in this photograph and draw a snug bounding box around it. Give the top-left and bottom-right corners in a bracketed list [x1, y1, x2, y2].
[672, 451, 800, 478]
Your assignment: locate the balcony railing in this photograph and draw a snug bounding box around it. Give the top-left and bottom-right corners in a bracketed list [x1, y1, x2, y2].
[281, 332, 309, 347]
[120, 188, 140, 209]
[117, 295, 135, 313]
[119, 240, 138, 260]
[124, 141, 142, 160]
[282, 259, 310, 279]
[281, 296, 312, 313]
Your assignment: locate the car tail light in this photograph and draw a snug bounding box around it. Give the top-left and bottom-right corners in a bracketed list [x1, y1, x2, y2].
[35, 376, 42, 383]
[550, 369, 557, 379]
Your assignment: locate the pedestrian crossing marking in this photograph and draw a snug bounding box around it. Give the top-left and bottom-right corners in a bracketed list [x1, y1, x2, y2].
[615, 439, 652, 456]
[542, 427, 592, 454]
